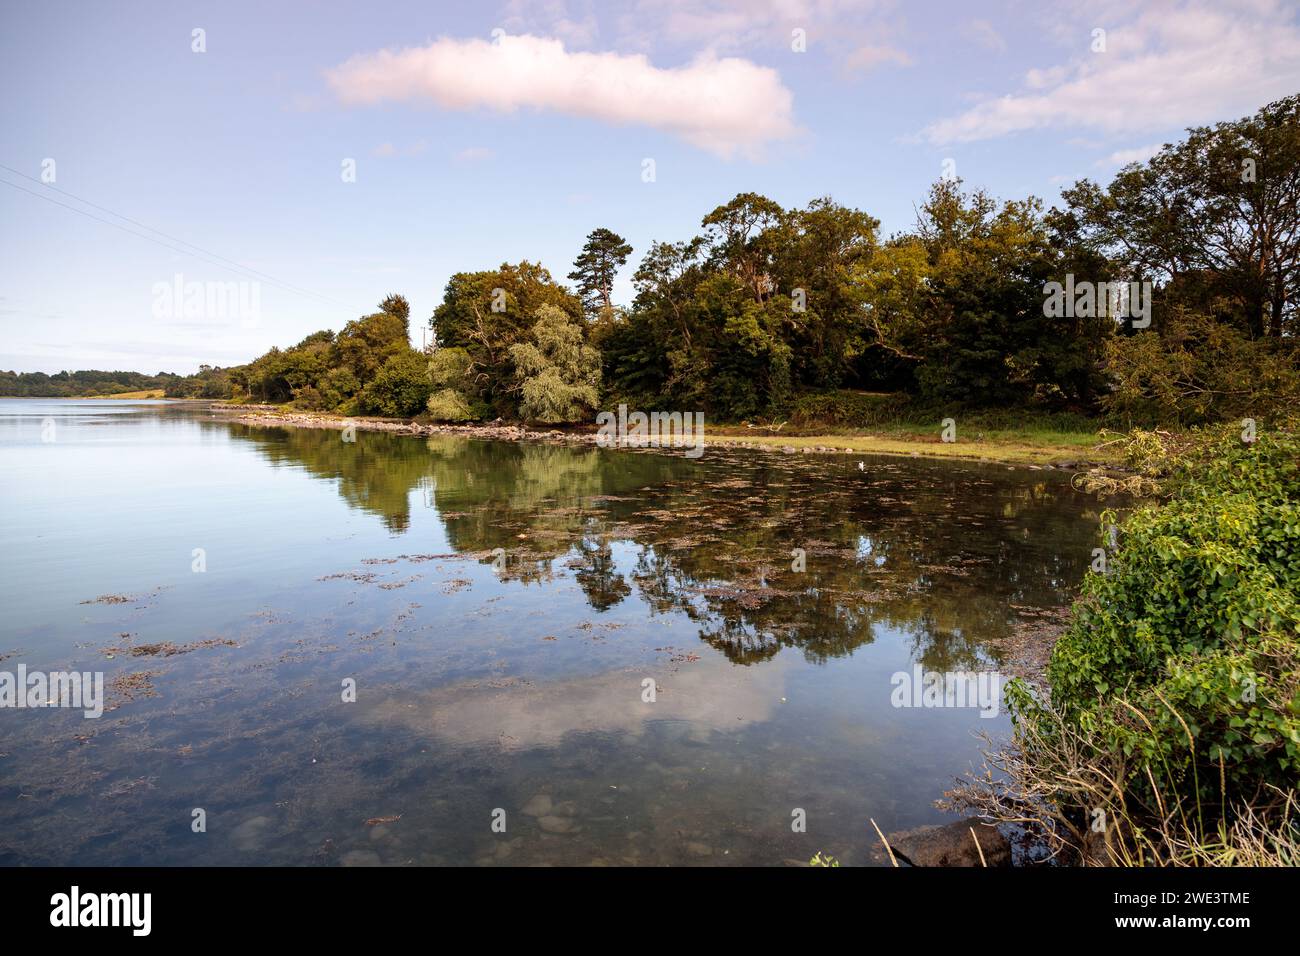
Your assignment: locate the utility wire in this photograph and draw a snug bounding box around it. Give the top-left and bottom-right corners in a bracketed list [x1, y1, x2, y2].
[0, 164, 366, 314]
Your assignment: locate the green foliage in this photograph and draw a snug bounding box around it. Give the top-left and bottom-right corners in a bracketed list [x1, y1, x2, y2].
[431, 261, 583, 417]
[1021, 429, 1300, 806]
[605, 183, 1119, 420]
[426, 389, 476, 422]
[318, 366, 361, 410]
[507, 305, 601, 423]
[359, 350, 433, 418]
[1102, 311, 1300, 427]
[568, 228, 632, 319]
[335, 306, 411, 383]
[0, 369, 182, 397]
[789, 390, 910, 428]
[426, 346, 484, 421]
[165, 364, 232, 399]
[429, 346, 474, 391]
[220, 297, 416, 412]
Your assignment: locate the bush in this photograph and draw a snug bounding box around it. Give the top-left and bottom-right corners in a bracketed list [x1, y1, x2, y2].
[788, 390, 910, 428]
[426, 388, 476, 422]
[291, 385, 327, 410]
[358, 351, 432, 418]
[1102, 313, 1300, 428]
[318, 367, 360, 410]
[1024, 429, 1300, 807]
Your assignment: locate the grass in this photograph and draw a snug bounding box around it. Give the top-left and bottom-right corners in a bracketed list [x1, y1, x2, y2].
[706, 424, 1119, 466]
[222, 401, 1125, 467]
[709, 403, 1123, 466]
[947, 700, 1300, 866]
[84, 389, 167, 399]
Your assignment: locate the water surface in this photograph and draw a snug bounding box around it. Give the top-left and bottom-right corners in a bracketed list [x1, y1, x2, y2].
[0, 399, 1105, 865]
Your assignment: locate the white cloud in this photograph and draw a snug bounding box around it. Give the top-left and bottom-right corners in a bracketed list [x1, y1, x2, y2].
[1096, 142, 1165, 166]
[923, 0, 1300, 145]
[326, 33, 797, 159]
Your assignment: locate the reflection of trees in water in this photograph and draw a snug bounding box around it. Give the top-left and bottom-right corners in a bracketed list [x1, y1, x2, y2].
[225, 423, 433, 532]
[594, 459, 1098, 667]
[571, 536, 632, 611]
[426, 440, 682, 587]
[223, 421, 1100, 669]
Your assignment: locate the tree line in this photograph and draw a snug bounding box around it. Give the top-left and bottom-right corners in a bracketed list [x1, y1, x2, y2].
[0, 369, 181, 397]
[113, 95, 1300, 427]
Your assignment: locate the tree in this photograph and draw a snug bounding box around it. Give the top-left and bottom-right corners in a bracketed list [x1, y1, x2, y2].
[507, 305, 601, 423]
[1059, 94, 1300, 339]
[334, 299, 412, 384]
[426, 346, 483, 422]
[359, 350, 432, 417]
[568, 228, 632, 320]
[431, 262, 583, 416]
[701, 192, 784, 302]
[378, 293, 410, 323]
[770, 197, 879, 388]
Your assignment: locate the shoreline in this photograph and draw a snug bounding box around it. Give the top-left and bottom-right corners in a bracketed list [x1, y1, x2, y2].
[213, 404, 1122, 471]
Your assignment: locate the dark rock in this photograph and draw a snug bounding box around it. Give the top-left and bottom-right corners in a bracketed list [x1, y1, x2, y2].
[879, 817, 1010, 867]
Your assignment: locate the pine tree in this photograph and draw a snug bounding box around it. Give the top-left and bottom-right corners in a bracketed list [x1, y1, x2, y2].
[568, 228, 632, 319]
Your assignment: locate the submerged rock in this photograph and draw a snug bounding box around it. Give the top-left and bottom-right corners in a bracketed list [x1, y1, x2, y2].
[880, 817, 1010, 867]
[521, 793, 553, 817]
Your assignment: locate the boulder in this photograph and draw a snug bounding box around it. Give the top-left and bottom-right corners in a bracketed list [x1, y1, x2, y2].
[879, 817, 1010, 867]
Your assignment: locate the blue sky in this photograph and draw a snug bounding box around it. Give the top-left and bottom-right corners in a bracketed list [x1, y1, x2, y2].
[2, 0, 1298, 373]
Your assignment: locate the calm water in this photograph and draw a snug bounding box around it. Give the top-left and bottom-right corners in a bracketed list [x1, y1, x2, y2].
[0, 399, 1106, 866]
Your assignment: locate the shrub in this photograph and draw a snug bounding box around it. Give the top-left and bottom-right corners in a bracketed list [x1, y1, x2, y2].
[1024, 429, 1300, 807]
[291, 385, 327, 411]
[1102, 313, 1300, 428]
[788, 390, 910, 428]
[319, 367, 360, 410]
[426, 388, 476, 422]
[358, 351, 432, 418]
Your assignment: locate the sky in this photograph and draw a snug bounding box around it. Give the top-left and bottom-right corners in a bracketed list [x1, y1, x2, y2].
[2, 0, 1299, 374]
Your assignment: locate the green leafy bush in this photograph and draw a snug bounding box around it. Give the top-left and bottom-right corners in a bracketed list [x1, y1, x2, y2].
[426, 388, 476, 422]
[1102, 314, 1300, 428]
[358, 351, 432, 418]
[1021, 429, 1300, 806]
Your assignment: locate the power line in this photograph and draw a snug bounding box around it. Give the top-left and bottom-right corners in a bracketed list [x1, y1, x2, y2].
[0, 164, 366, 314]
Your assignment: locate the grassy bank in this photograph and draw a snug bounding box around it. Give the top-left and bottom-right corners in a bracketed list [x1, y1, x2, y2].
[706, 426, 1115, 467]
[711, 394, 1122, 466]
[83, 389, 167, 399]
[219, 403, 1121, 468]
